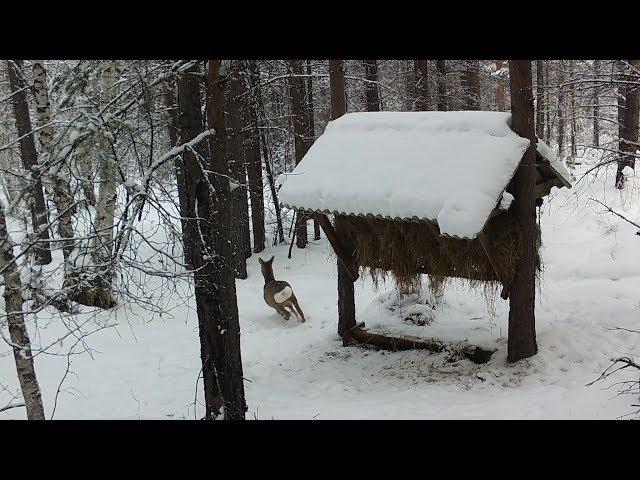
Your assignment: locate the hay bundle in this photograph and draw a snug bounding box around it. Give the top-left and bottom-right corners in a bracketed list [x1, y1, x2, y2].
[341, 213, 539, 295]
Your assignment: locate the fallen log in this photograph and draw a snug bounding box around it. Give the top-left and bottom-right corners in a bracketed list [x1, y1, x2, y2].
[344, 325, 496, 364]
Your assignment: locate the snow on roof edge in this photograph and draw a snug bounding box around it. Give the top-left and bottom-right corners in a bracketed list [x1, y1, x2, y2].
[536, 139, 572, 187]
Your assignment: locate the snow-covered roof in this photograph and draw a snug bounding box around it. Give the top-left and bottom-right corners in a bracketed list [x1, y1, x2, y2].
[279, 111, 566, 239]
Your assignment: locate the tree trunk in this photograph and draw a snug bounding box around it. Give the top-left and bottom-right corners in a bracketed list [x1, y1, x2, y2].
[205, 59, 247, 420]
[0, 94, 20, 207]
[244, 61, 266, 253]
[0, 202, 45, 419]
[253, 65, 283, 246]
[363, 60, 381, 112]
[461, 60, 481, 110]
[32, 60, 76, 267]
[496, 60, 507, 112]
[306, 60, 321, 241]
[6, 59, 52, 265]
[616, 60, 640, 189]
[404, 61, 415, 111]
[175, 66, 223, 419]
[507, 60, 538, 362]
[545, 61, 551, 143]
[329, 60, 356, 344]
[435, 60, 448, 111]
[535, 60, 545, 137]
[592, 60, 600, 147]
[569, 61, 577, 158]
[225, 66, 248, 279]
[287, 60, 311, 249]
[86, 60, 118, 308]
[414, 60, 430, 111]
[557, 61, 565, 156]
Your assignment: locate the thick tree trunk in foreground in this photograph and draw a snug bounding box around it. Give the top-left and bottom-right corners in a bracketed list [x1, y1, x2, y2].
[414, 60, 430, 111]
[6, 59, 52, 265]
[461, 60, 481, 110]
[363, 60, 381, 112]
[329, 60, 356, 344]
[204, 59, 246, 420]
[225, 68, 248, 279]
[435, 60, 448, 111]
[616, 60, 639, 189]
[288, 60, 311, 249]
[535, 60, 545, 136]
[244, 61, 266, 253]
[175, 67, 223, 419]
[507, 60, 538, 362]
[1, 203, 45, 419]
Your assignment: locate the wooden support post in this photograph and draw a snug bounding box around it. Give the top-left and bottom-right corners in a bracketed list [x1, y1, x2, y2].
[314, 213, 359, 282]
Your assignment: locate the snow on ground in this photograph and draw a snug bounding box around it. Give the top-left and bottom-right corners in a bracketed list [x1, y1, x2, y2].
[1, 158, 640, 419]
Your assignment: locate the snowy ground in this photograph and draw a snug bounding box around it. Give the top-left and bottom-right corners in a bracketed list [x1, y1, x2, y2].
[2, 159, 640, 419]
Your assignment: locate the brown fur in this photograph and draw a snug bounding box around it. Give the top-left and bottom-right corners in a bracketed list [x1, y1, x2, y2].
[259, 256, 305, 322]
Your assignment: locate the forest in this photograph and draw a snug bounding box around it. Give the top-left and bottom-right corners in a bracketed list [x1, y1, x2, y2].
[1, 59, 639, 420]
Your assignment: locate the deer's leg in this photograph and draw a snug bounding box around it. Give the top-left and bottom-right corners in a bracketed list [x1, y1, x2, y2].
[284, 302, 299, 319]
[291, 295, 305, 322]
[274, 305, 290, 320]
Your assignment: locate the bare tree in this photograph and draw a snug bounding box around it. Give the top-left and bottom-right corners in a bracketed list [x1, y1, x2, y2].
[414, 60, 430, 111]
[5, 60, 52, 265]
[592, 60, 600, 147]
[363, 60, 381, 112]
[203, 59, 246, 419]
[32, 61, 76, 269]
[0, 200, 45, 419]
[329, 59, 356, 344]
[287, 60, 311, 249]
[507, 60, 538, 362]
[615, 60, 640, 189]
[225, 65, 249, 279]
[461, 60, 481, 110]
[244, 61, 266, 253]
[306, 60, 321, 241]
[557, 60, 565, 156]
[435, 60, 448, 111]
[535, 60, 545, 136]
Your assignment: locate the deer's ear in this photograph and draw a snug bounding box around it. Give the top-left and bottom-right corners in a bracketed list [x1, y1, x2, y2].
[268, 255, 275, 263]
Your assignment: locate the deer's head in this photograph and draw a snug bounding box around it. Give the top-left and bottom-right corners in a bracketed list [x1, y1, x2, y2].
[258, 255, 275, 283]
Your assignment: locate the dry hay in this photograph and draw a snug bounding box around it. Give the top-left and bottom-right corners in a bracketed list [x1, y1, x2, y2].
[341, 213, 540, 304]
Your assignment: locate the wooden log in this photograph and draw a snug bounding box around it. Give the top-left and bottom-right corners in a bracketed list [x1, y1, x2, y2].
[314, 213, 359, 282]
[346, 326, 496, 364]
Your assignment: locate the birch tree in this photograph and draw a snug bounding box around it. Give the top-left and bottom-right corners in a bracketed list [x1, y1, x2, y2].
[0, 200, 45, 420]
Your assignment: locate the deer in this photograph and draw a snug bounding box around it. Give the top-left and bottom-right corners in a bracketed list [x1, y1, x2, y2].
[259, 255, 305, 322]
